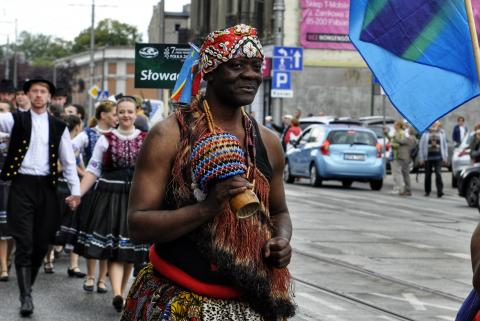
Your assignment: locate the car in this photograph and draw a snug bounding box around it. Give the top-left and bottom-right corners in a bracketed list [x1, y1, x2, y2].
[457, 163, 480, 207]
[284, 124, 385, 190]
[358, 115, 395, 127]
[451, 132, 474, 187]
[298, 116, 361, 130]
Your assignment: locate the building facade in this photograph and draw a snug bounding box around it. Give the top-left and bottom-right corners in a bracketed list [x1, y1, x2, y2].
[148, 1, 190, 44]
[187, 0, 480, 134]
[54, 47, 158, 115]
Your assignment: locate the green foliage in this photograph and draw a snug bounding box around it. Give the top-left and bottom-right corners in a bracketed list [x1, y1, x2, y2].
[72, 19, 142, 53]
[16, 31, 72, 67]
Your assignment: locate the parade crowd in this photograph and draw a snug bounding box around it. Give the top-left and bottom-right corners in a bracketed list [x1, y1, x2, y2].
[0, 24, 295, 321]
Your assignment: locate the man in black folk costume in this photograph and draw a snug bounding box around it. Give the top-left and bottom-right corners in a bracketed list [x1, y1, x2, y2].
[0, 78, 80, 317]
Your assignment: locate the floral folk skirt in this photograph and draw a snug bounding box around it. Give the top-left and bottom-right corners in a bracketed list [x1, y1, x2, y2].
[121, 264, 265, 321]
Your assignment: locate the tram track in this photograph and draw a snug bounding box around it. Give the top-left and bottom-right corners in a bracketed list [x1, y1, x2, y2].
[294, 248, 464, 302]
[294, 277, 417, 321]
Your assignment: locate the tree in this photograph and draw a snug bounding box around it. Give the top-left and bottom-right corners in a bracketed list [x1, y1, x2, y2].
[16, 31, 72, 67]
[72, 19, 142, 53]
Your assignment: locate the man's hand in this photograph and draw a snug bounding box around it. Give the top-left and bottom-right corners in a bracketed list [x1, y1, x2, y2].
[263, 236, 292, 268]
[202, 175, 252, 216]
[65, 195, 81, 211]
[419, 160, 425, 167]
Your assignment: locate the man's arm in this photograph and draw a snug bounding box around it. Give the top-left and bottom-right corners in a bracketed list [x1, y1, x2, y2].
[259, 125, 292, 268]
[128, 116, 252, 244]
[471, 223, 480, 289]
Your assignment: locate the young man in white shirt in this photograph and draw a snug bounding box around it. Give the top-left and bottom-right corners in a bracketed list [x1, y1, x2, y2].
[0, 78, 80, 317]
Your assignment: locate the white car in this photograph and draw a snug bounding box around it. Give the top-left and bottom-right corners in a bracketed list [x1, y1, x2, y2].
[451, 132, 474, 187]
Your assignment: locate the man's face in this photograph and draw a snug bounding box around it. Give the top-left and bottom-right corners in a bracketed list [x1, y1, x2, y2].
[207, 57, 263, 108]
[15, 91, 30, 108]
[64, 105, 79, 116]
[27, 83, 51, 109]
[0, 92, 15, 102]
[459, 118, 465, 125]
[52, 95, 67, 106]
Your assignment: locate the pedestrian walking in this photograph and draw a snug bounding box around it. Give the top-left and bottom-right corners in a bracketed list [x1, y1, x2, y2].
[470, 122, 480, 164]
[122, 24, 295, 321]
[68, 96, 149, 312]
[418, 121, 448, 197]
[53, 115, 86, 279]
[452, 116, 468, 147]
[0, 78, 81, 316]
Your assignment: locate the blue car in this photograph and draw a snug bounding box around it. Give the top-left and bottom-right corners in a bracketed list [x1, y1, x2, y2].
[284, 124, 385, 190]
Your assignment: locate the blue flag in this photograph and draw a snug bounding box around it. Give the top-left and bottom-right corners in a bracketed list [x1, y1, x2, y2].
[350, 0, 480, 132]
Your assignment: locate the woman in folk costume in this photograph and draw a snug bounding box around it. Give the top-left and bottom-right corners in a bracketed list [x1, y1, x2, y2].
[121, 24, 295, 321]
[73, 100, 117, 294]
[0, 102, 11, 281]
[53, 115, 87, 279]
[69, 97, 149, 312]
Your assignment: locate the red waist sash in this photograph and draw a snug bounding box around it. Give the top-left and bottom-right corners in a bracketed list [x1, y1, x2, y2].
[149, 245, 241, 299]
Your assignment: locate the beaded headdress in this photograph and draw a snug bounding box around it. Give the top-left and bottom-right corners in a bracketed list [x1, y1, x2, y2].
[171, 24, 264, 104]
[200, 24, 264, 74]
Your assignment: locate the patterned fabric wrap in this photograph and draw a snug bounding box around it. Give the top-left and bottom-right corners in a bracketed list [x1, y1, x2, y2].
[121, 264, 264, 321]
[200, 24, 264, 74]
[190, 132, 247, 194]
[102, 131, 147, 170]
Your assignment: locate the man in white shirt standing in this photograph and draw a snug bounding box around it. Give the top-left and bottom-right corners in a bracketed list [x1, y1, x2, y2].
[0, 78, 80, 317]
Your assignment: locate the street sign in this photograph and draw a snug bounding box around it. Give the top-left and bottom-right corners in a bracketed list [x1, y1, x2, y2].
[97, 90, 109, 100]
[271, 71, 293, 98]
[272, 71, 291, 90]
[272, 46, 303, 71]
[135, 43, 191, 89]
[88, 85, 100, 99]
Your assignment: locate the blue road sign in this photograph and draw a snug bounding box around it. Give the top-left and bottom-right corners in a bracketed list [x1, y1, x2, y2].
[272, 71, 291, 90]
[272, 46, 303, 71]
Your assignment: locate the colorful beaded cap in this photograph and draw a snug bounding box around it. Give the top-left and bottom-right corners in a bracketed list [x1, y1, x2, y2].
[190, 132, 247, 194]
[200, 24, 264, 74]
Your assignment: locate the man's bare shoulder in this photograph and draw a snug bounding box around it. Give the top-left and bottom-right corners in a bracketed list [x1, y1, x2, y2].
[149, 114, 180, 142]
[257, 123, 281, 150]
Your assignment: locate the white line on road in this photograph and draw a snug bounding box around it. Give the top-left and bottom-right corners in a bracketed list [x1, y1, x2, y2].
[400, 242, 436, 249]
[297, 292, 346, 311]
[377, 316, 398, 321]
[444, 252, 470, 260]
[370, 292, 458, 311]
[363, 232, 394, 239]
[402, 293, 426, 311]
[436, 316, 454, 321]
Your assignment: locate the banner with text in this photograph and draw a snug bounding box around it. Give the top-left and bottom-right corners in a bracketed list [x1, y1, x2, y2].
[135, 43, 190, 89]
[300, 0, 354, 50]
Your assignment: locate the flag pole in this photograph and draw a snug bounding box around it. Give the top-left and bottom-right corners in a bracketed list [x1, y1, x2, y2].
[465, 0, 480, 81]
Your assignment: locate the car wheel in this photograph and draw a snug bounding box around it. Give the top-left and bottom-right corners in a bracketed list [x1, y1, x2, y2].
[466, 176, 480, 208]
[452, 173, 457, 188]
[370, 179, 383, 191]
[342, 180, 353, 188]
[309, 164, 322, 187]
[283, 161, 294, 184]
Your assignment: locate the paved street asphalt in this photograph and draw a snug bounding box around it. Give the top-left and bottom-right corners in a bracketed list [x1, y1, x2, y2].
[0, 171, 475, 320]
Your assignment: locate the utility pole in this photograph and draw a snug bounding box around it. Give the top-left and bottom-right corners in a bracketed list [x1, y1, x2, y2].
[13, 19, 17, 87]
[88, 0, 95, 117]
[4, 35, 9, 80]
[272, 0, 285, 125]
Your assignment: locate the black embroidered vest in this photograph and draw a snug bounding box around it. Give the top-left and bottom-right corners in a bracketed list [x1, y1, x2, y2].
[0, 111, 66, 187]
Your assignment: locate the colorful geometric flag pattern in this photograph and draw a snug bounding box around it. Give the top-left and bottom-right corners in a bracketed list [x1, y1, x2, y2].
[350, 0, 480, 132]
[360, 0, 477, 80]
